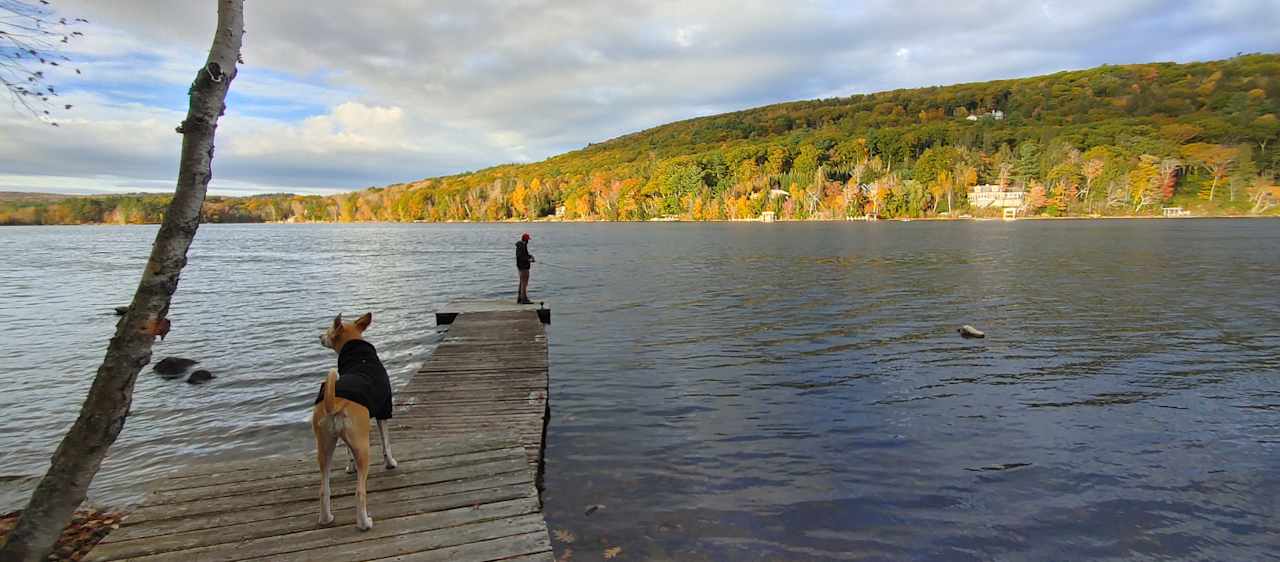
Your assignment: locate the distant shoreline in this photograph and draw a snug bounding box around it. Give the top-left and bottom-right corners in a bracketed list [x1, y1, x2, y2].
[5, 214, 1278, 226]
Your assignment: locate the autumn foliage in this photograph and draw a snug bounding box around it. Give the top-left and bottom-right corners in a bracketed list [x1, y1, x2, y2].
[3, 54, 1279, 225]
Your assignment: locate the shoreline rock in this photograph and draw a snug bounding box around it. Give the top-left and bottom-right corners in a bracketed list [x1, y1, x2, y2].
[186, 370, 215, 384]
[153, 357, 198, 377]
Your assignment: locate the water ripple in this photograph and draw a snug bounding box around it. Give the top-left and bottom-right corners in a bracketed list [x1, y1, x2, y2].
[3, 221, 1280, 561]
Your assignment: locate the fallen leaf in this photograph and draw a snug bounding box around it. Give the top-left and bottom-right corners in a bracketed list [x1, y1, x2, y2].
[584, 504, 605, 516]
[603, 546, 622, 559]
[555, 547, 574, 562]
[552, 529, 576, 544]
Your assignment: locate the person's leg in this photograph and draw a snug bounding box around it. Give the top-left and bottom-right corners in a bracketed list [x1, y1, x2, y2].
[518, 268, 529, 301]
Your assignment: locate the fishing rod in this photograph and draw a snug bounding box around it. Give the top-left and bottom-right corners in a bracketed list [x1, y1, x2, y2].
[533, 259, 608, 279]
[535, 260, 578, 271]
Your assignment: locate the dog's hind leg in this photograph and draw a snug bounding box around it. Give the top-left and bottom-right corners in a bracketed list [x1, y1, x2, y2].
[315, 430, 338, 526]
[345, 419, 374, 531]
[376, 419, 398, 469]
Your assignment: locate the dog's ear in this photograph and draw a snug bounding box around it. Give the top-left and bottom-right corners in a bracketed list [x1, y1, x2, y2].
[355, 312, 372, 331]
[332, 314, 343, 331]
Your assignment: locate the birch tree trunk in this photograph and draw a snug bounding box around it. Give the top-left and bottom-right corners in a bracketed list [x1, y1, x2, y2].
[0, 2, 243, 560]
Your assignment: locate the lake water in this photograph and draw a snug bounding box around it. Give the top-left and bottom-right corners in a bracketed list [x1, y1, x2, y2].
[2, 221, 1279, 561]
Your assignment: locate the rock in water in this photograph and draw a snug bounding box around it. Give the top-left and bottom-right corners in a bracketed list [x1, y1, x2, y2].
[153, 357, 198, 376]
[959, 325, 986, 339]
[113, 306, 129, 316]
[186, 370, 215, 384]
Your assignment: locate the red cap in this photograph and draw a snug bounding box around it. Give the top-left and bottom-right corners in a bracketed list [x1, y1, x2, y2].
[521, 233, 531, 241]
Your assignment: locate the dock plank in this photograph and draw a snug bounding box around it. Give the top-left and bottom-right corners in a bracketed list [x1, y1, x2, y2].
[88, 309, 551, 562]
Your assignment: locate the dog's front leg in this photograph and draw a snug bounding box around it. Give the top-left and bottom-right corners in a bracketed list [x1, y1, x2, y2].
[376, 419, 399, 469]
[345, 443, 356, 474]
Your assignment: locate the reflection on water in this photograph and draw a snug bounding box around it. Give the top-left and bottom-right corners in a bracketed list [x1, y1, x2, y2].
[3, 220, 1280, 561]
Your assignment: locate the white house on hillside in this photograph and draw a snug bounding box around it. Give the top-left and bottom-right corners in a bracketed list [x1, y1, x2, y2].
[965, 110, 1005, 121]
[968, 184, 1024, 209]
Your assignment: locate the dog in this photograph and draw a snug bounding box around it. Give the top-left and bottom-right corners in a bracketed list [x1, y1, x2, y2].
[312, 312, 399, 531]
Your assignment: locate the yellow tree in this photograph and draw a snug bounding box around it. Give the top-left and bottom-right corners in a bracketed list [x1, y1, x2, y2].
[525, 178, 544, 219]
[1026, 180, 1047, 214]
[510, 180, 529, 218]
[689, 193, 705, 220]
[787, 181, 805, 218]
[1249, 176, 1276, 214]
[871, 173, 896, 217]
[338, 192, 358, 222]
[1080, 156, 1106, 213]
[1128, 156, 1161, 213]
[707, 196, 727, 220]
[569, 192, 592, 219]
[830, 138, 869, 167]
[765, 146, 790, 176]
[930, 170, 953, 214]
[1182, 143, 1237, 201]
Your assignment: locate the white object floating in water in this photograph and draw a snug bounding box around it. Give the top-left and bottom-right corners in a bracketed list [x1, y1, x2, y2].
[959, 325, 986, 339]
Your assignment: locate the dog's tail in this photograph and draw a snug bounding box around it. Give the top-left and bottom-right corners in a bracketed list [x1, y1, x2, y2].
[322, 369, 339, 416]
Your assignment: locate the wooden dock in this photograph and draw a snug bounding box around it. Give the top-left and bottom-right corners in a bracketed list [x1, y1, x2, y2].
[87, 307, 552, 562]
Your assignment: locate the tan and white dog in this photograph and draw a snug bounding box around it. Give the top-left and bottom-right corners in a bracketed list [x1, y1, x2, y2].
[313, 312, 399, 531]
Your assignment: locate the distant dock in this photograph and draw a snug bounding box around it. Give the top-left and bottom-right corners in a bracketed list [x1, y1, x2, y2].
[87, 304, 553, 562]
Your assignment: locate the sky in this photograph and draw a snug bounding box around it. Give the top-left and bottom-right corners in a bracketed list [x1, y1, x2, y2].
[1, 0, 1278, 196]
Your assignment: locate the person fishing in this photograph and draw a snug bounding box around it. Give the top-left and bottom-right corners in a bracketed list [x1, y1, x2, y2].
[516, 233, 535, 304]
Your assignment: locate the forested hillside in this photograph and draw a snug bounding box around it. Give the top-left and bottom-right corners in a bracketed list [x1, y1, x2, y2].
[4, 54, 1278, 225]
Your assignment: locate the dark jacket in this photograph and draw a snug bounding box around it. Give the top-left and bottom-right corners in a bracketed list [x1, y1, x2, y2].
[516, 240, 533, 270]
[314, 339, 394, 420]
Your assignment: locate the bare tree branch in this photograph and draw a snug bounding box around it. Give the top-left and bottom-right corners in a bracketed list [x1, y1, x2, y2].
[0, 0, 85, 124]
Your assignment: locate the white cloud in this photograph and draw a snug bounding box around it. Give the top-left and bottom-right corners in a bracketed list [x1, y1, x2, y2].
[674, 24, 706, 48]
[229, 103, 408, 157]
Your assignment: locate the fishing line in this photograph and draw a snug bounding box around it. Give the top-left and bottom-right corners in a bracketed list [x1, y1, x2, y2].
[535, 260, 607, 280]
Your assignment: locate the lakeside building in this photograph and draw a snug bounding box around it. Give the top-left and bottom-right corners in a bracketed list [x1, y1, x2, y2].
[968, 184, 1025, 210]
[965, 109, 1005, 121]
